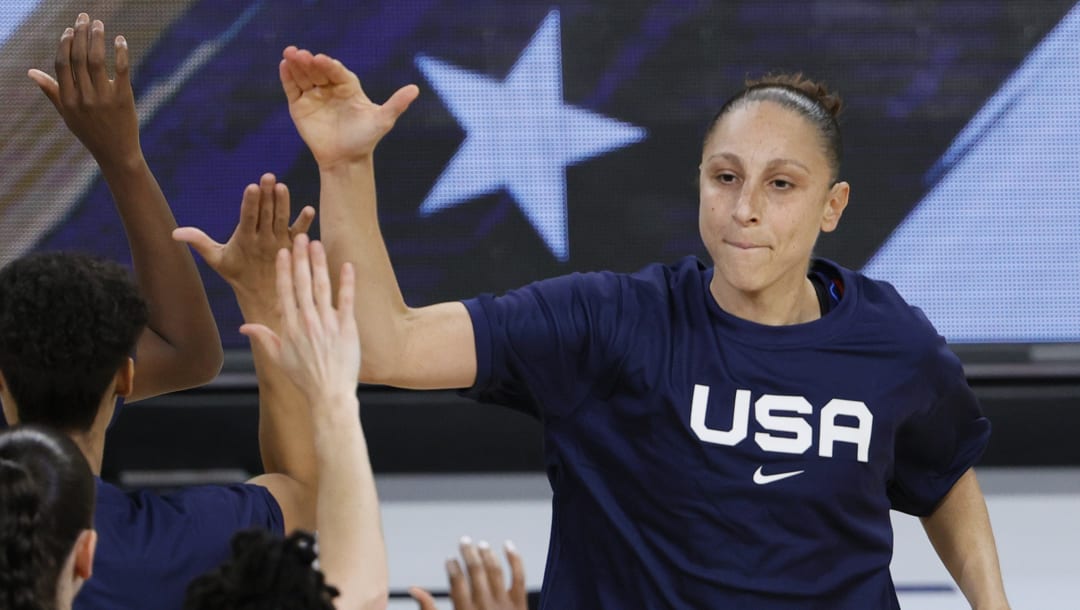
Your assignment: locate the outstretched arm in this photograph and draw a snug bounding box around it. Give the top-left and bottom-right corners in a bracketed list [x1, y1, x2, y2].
[28, 13, 222, 401]
[243, 236, 388, 610]
[173, 174, 318, 533]
[281, 47, 475, 389]
[921, 468, 1009, 610]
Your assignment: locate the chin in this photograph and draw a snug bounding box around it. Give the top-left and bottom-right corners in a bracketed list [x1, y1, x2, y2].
[714, 260, 773, 294]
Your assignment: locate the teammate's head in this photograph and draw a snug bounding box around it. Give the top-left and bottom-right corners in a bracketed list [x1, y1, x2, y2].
[698, 73, 850, 297]
[184, 529, 339, 610]
[0, 252, 148, 433]
[0, 425, 97, 610]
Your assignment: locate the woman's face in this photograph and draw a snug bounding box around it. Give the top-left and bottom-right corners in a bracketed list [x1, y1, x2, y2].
[699, 100, 849, 296]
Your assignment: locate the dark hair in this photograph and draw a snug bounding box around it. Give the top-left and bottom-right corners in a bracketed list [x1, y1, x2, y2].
[184, 530, 339, 610]
[0, 252, 149, 432]
[705, 73, 844, 180]
[0, 425, 96, 610]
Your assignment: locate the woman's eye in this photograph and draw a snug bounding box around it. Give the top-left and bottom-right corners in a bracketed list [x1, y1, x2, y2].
[715, 173, 737, 184]
[772, 179, 793, 190]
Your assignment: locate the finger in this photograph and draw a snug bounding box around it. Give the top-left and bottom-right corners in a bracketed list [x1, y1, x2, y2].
[311, 55, 364, 95]
[381, 83, 420, 121]
[27, 69, 61, 110]
[288, 206, 316, 237]
[279, 59, 301, 103]
[460, 537, 494, 607]
[477, 541, 506, 602]
[272, 181, 291, 236]
[408, 587, 439, 610]
[171, 227, 223, 266]
[236, 183, 261, 235]
[308, 241, 334, 322]
[504, 541, 527, 606]
[309, 54, 335, 86]
[71, 13, 93, 99]
[239, 323, 283, 362]
[287, 48, 316, 91]
[114, 35, 132, 96]
[446, 557, 473, 609]
[88, 19, 107, 89]
[275, 247, 299, 333]
[257, 173, 276, 232]
[54, 27, 76, 107]
[290, 234, 317, 330]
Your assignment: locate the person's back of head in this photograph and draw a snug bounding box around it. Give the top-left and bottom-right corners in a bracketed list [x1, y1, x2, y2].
[0, 425, 96, 610]
[184, 529, 338, 610]
[0, 252, 148, 432]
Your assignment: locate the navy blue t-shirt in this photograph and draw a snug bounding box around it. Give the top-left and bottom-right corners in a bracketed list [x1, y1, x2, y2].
[462, 257, 990, 610]
[75, 478, 284, 610]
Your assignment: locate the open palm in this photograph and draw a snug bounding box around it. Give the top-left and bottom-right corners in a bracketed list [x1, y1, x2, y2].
[280, 46, 418, 168]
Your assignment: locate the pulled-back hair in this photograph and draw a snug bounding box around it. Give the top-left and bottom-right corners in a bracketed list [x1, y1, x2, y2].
[705, 73, 844, 179]
[0, 425, 95, 610]
[184, 529, 339, 610]
[0, 252, 148, 432]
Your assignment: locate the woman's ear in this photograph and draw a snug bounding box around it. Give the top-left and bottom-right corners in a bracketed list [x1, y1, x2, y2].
[821, 181, 850, 233]
[73, 529, 97, 581]
[113, 358, 135, 398]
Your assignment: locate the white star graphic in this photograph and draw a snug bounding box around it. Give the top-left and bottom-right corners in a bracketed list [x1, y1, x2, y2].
[415, 10, 646, 261]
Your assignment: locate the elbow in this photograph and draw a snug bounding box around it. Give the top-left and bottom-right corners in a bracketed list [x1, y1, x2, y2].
[358, 361, 391, 386]
[191, 342, 225, 386]
[358, 588, 390, 610]
[172, 341, 224, 390]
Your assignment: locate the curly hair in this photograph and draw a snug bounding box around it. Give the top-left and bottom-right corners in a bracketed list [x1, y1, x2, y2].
[0, 252, 148, 432]
[184, 529, 339, 610]
[705, 72, 844, 180]
[0, 425, 96, 610]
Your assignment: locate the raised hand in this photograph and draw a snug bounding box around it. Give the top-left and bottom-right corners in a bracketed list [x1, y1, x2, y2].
[280, 46, 419, 168]
[172, 173, 315, 320]
[28, 13, 140, 167]
[410, 538, 528, 610]
[240, 236, 359, 405]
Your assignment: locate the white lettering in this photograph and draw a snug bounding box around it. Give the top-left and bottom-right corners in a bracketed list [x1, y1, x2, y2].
[754, 395, 813, 455]
[690, 385, 750, 445]
[690, 386, 873, 463]
[819, 399, 873, 462]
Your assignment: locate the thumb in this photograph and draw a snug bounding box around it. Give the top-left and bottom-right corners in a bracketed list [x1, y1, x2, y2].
[239, 323, 283, 362]
[27, 69, 61, 110]
[289, 206, 316, 238]
[408, 587, 439, 610]
[172, 227, 223, 263]
[382, 84, 419, 120]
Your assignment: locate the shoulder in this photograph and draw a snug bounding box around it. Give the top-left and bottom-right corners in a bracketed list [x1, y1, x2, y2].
[830, 260, 960, 371]
[468, 257, 703, 316]
[94, 480, 282, 534]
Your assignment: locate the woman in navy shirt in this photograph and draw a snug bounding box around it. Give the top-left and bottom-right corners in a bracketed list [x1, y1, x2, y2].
[280, 47, 1009, 609]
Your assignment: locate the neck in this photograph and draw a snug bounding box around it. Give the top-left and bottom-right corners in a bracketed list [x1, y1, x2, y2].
[710, 270, 821, 326]
[69, 429, 105, 476]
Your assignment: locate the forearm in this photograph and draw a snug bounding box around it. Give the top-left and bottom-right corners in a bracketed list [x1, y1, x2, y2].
[238, 296, 318, 498]
[313, 398, 388, 609]
[319, 159, 410, 383]
[921, 469, 1009, 609]
[102, 155, 223, 391]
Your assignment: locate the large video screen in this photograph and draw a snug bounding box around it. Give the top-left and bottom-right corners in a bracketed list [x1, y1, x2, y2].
[2, 0, 1078, 348]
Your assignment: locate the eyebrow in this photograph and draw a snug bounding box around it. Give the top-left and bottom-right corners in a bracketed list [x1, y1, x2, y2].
[704, 152, 811, 173]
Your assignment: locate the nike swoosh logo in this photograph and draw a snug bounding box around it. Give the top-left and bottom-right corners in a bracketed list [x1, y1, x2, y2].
[753, 466, 805, 485]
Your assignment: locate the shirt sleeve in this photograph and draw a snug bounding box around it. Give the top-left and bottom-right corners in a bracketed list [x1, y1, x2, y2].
[887, 341, 991, 516]
[160, 483, 286, 537]
[461, 270, 643, 420]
